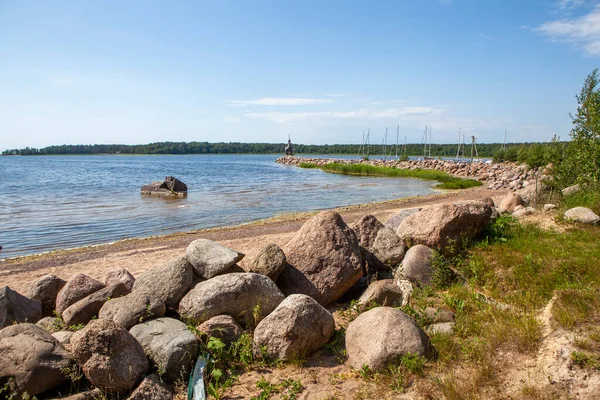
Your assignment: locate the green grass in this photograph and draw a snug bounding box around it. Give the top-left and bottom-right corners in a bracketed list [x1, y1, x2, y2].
[562, 186, 600, 214]
[298, 162, 482, 189]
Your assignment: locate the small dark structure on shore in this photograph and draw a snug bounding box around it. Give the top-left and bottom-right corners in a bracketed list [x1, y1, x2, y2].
[285, 136, 294, 156]
[141, 176, 188, 197]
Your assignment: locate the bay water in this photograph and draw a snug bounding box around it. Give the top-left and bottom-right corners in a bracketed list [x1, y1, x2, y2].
[0, 154, 436, 259]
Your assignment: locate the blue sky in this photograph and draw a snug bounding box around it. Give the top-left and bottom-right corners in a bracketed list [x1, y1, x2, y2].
[1, 0, 599, 150]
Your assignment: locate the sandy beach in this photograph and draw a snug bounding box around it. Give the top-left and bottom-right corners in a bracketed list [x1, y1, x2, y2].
[1, 188, 506, 293]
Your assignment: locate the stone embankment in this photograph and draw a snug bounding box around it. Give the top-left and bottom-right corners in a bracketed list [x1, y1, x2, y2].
[276, 155, 551, 191]
[1, 189, 598, 398]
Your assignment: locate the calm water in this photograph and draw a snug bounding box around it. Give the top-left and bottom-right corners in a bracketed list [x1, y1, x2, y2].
[0, 155, 436, 259]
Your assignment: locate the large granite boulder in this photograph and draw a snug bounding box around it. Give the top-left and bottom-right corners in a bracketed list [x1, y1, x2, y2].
[371, 227, 406, 268]
[105, 268, 136, 292]
[132, 257, 194, 310]
[497, 192, 526, 214]
[562, 184, 581, 197]
[130, 318, 198, 383]
[71, 319, 148, 393]
[247, 243, 287, 281]
[55, 274, 105, 315]
[52, 330, 74, 348]
[396, 202, 493, 255]
[99, 291, 166, 329]
[128, 374, 173, 400]
[179, 273, 284, 326]
[197, 315, 244, 345]
[36, 316, 61, 333]
[62, 283, 129, 327]
[277, 211, 363, 306]
[0, 323, 71, 397]
[25, 275, 66, 317]
[399, 245, 435, 286]
[0, 286, 42, 328]
[352, 215, 384, 250]
[384, 208, 422, 231]
[357, 279, 404, 308]
[253, 294, 335, 361]
[186, 239, 245, 279]
[564, 207, 600, 225]
[346, 307, 432, 371]
[516, 181, 549, 205]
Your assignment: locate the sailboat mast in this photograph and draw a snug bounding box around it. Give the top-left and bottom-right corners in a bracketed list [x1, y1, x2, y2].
[429, 125, 432, 157]
[396, 125, 399, 159]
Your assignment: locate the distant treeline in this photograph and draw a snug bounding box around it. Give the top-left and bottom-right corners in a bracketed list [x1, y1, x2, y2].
[1, 141, 563, 162]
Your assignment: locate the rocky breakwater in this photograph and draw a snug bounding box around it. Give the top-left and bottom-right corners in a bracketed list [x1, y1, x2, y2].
[276, 155, 553, 190]
[0, 201, 500, 397]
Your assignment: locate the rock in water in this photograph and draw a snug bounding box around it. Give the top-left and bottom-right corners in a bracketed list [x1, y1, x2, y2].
[564, 207, 600, 225]
[277, 211, 363, 306]
[55, 274, 105, 315]
[253, 294, 335, 361]
[399, 245, 435, 286]
[197, 315, 244, 345]
[346, 307, 432, 372]
[396, 202, 493, 255]
[179, 273, 284, 326]
[132, 256, 194, 310]
[129, 318, 198, 383]
[105, 268, 135, 292]
[99, 291, 166, 329]
[248, 243, 287, 281]
[0, 286, 42, 328]
[497, 192, 526, 214]
[71, 319, 148, 393]
[185, 239, 245, 279]
[141, 176, 187, 197]
[0, 324, 71, 397]
[62, 283, 129, 327]
[25, 275, 66, 317]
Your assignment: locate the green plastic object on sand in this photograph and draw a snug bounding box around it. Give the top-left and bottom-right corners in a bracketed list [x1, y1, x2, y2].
[188, 353, 209, 400]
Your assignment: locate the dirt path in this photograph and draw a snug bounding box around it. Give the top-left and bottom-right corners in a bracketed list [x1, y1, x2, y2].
[0, 188, 506, 293]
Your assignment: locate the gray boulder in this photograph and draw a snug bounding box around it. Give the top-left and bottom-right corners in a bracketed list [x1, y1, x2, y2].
[55, 274, 105, 315]
[371, 227, 406, 268]
[277, 211, 363, 306]
[0, 286, 42, 328]
[130, 318, 198, 383]
[247, 243, 286, 281]
[52, 330, 74, 348]
[179, 273, 284, 326]
[512, 206, 536, 218]
[399, 245, 435, 286]
[132, 257, 194, 310]
[358, 279, 404, 308]
[516, 181, 549, 205]
[384, 208, 422, 231]
[62, 283, 128, 327]
[562, 184, 581, 197]
[99, 291, 166, 329]
[105, 268, 136, 292]
[71, 319, 148, 393]
[197, 315, 244, 345]
[128, 374, 173, 400]
[346, 307, 432, 371]
[185, 239, 245, 279]
[352, 215, 384, 250]
[396, 202, 493, 255]
[56, 389, 103, 400]
[25, 275, 66, 317]
[423, 307, 455, 324]
[497, 192, 526, 214]
[36, 316, 61, 333]
[0, 323, 71, 396]
[428, 322, 455, 335]
[564, 207, 600, 225]
[253, 294, 335, 361]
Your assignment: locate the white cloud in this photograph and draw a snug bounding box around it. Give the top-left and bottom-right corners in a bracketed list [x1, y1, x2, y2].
[228, 97, 333, 106]
[556, 0, 587, 11]
[325, 93, 346, 97]
[245, 106, 439, 124]
[536, 4, 600, 55]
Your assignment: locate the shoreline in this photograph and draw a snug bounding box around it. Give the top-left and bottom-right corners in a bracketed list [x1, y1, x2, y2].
[1, 187, 507, 293]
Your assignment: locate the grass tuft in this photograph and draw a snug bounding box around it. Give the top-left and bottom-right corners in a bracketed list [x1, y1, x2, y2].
[299, 162, 482, 189]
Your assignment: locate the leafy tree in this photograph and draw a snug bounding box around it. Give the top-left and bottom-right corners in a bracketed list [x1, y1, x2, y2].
[556, 69, 600, 186]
